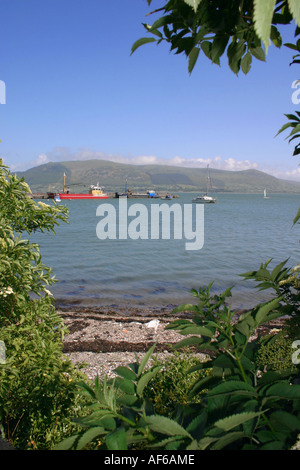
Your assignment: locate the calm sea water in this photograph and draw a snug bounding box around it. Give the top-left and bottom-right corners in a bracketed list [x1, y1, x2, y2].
[31, 193, 300, 310]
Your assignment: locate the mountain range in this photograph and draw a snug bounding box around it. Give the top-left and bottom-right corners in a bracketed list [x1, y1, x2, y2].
[16, 159, 300, 194]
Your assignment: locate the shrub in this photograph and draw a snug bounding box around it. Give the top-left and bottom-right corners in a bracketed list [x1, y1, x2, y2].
[144, 350, 211, 416]
[257, 333, 297, 373]
[57, 279, 300, 450]
[0, 160, 86, 449]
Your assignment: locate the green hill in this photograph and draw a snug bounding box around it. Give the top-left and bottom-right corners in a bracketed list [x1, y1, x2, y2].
[16, 159, 300, 194]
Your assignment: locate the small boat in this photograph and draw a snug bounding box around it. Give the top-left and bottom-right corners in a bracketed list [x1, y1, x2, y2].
[193, 194, 216, 204]
[48, 173, 108, 200]
[193, 165, 216, 204]
[264, 188, 270, 199]
[160, 193, 173, 200]
[54, 194, 61, 202]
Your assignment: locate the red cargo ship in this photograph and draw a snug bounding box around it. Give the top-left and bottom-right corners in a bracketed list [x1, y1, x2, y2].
[47, 173, 109, 200]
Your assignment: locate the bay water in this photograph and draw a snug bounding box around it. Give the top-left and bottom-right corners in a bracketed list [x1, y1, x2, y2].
[31, 193, 300, 311]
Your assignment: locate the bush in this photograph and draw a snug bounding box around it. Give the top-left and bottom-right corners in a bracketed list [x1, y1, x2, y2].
[144, 350, 211, 416]
[257, 333, 297, 373]
[0, 160, 86, 449]
[57, 280, 300, 450]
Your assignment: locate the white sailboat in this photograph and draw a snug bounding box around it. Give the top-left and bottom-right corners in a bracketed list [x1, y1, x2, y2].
[193, 165, 216, 204]
[264, 188, 269, 199]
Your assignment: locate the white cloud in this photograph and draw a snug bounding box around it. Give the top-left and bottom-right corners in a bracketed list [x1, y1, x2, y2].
[19, 147, 300, 182]
[46, 148, 259, 172]
[33, 154, 49, 166]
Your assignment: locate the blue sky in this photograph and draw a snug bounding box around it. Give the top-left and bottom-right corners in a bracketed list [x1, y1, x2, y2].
[1, 0, 300, 180]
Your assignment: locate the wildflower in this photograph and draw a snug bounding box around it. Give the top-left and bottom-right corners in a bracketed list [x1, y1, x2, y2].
[0, 286, 14, 297]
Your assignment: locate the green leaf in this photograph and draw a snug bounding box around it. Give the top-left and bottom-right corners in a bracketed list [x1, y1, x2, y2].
[54, 434, 80, 450]
[117, 394, 139, 407]
[207, 381, 257, 399]
[270, 26, 282, 48]
[114, 377, 136, 395]
[188, 47, 200, 74]
[227, 40, 246, 74]
[184, 0, 203, 12]
[241, 51, 252, 74]
[173, 336, 205, 349]
[250, 46, 266, 62]
[254, 0, 276, 52]
[114, 366, 136, 381]
[136, 365, 161, 396]
[269, 410, 300, 432]
[255, 297, 281, 325]
[288, 0, 300, 26]
[147, 415, 192, 438]
[180, 325, 214, 337]
[293, 206, 300, 225]
[201, 41, 212, 60]
[265, 383, 300, 399]
[76, 426, 107, 450]
[137, 343, 156, 378]
[214, 411, 266, 432]
[211, 35, 230, 63]
[171, 303, 199, 314]
[211, 431, 246, 450]
[131, 37, 157, 55]
[106, 428, 127, 450]
[270, 259, 289, 281]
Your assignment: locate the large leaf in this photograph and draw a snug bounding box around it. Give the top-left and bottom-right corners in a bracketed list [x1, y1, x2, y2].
[76, 426, 107, 450]
[184, 0, 203, 12]
[136, 365, 161, 397]
[265, 382, 300, 399]
[207, 380, 257, 399]
[293, 206, 300, 225]
[255, 297, 281, 325]
[179, 324, 214, 337]
[214, 411, 266, 432]
[131, 37, 157, 55]
[188, 47, 200, 74]
[146, 415, 192, 439]
[253, 0, 276, 52]
[106, 428, 127, 450]
[241, 51, 252, 74]
[211, 431, 246, 450]
[288, 0, 300, 26]
[137, 343, 156, 378]
[269, 410, 300, 432]
[114, 366, 136, 381]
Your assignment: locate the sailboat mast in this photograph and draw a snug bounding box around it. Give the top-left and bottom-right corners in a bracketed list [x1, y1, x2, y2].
[206, 165, 210, 195]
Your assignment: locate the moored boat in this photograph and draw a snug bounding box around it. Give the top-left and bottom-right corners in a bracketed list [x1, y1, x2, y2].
[193, 165, 216, 204]
[48, 173, 108, 200]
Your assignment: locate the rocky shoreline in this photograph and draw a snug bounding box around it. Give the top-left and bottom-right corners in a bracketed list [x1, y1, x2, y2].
[60, 305, 205, 379]
[59, 304, 285, 381]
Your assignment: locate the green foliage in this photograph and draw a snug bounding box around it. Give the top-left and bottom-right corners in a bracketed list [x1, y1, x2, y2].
[133, 0, 300, 75]
[276, 110, 300, 157]
[57, 270, 300, 450]
[0, 160, 85, 449]
[55, 344, 161, 450]
[241, 259, 300, 340]
[257, 333, 297, 372]
[144, 350, 211, 416]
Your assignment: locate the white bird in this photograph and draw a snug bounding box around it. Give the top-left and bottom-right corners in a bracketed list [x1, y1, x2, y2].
[145, 319, 160, 333]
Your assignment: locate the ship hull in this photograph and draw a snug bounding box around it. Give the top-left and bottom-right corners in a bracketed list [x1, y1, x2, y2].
[48, 193, 108, 200]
